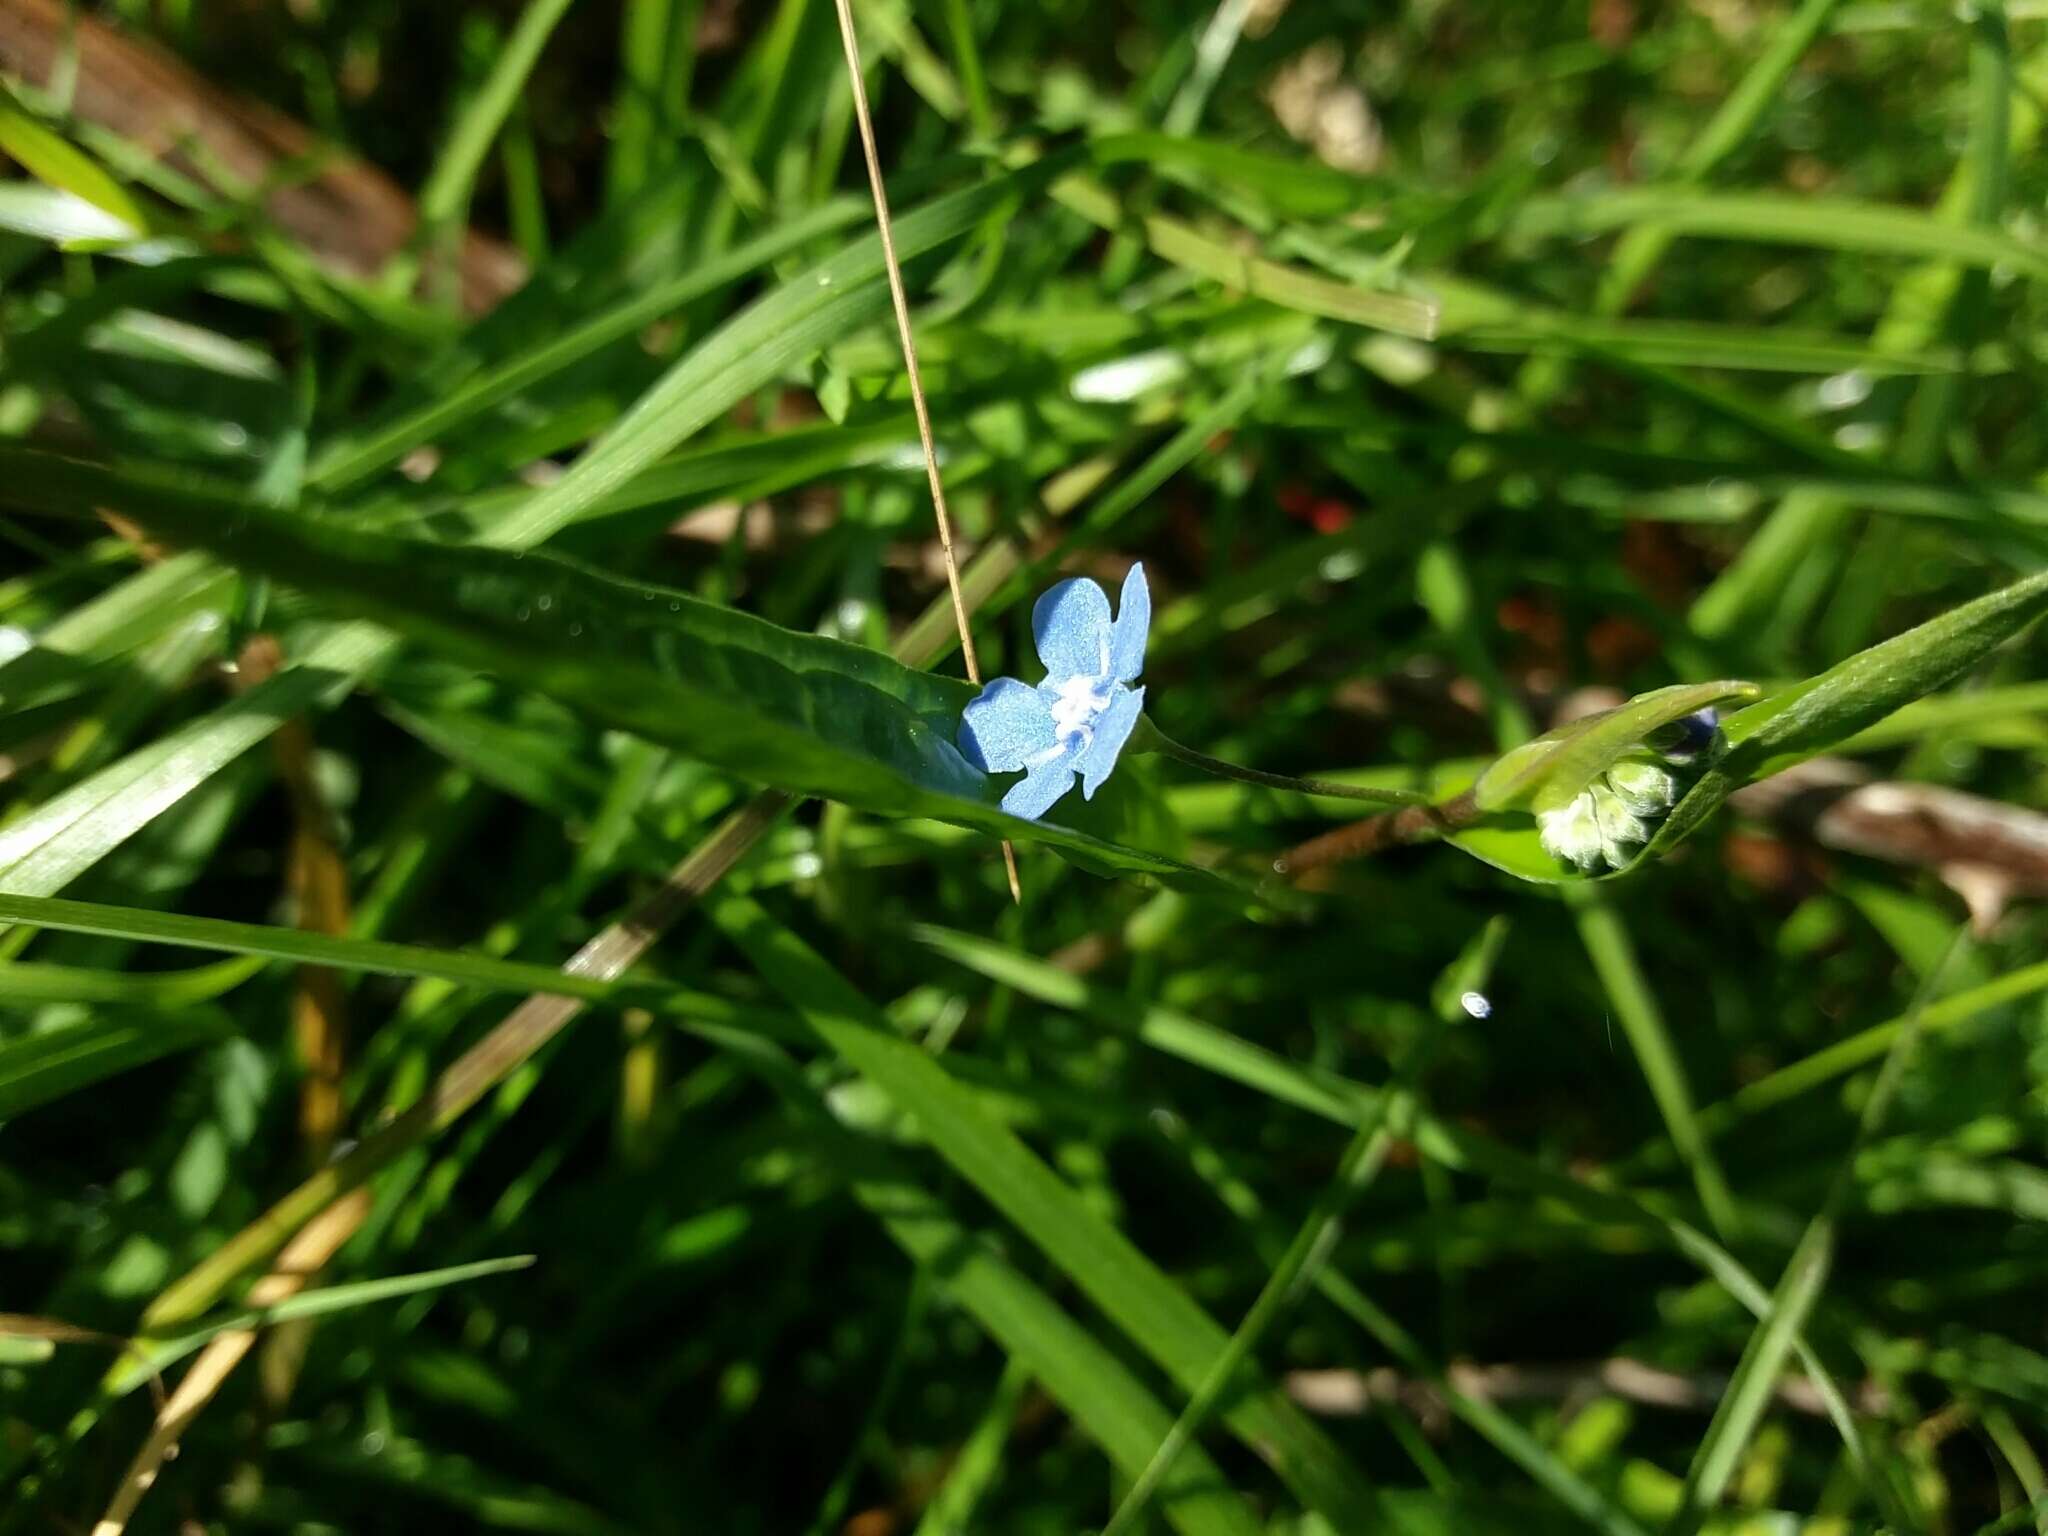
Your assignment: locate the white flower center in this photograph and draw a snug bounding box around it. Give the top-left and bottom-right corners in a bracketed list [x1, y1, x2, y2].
[1049, 673, 1112, 746]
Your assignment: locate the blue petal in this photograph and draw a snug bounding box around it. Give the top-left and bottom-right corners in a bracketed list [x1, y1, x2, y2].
[958, 677, 1057, 773]
[1032, 577, 1112, 682]
[1079, 685, 1144, 799]
[1659, 708, 1722, 763]
[1109, 563, 1149, 683]
[1001, 756, 1077, 820]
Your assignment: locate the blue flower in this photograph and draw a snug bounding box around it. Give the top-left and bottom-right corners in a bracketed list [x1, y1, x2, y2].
[958, 564, 1150, 820]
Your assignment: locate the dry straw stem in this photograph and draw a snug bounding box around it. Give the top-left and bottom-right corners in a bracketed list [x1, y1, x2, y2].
[139, 794, 789, 1334]
[828, 0, 1020, 903]
[93, 1190, 374, 1536]
[105, 797, 788, 1525]
[231, 636, 351, 1163]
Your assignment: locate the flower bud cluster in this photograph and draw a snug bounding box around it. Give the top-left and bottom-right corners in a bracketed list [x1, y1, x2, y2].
[1536, 711, 1723, 874]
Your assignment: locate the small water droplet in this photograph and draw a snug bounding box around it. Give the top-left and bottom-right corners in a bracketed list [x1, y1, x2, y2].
[536, 595, 552, 612]
[515, 606, 530, 621]
[1459, 990, 1493, 1020]
[668, 601, 680, 612]
[567, 622, 582, 637]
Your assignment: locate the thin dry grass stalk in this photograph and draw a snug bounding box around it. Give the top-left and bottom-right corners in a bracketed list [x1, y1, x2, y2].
[93, 1189, 374, 1536]
[827, 0, 1020, 903]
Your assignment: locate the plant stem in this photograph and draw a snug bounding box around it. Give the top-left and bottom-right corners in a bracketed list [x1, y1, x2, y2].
[1275, 792, 1478, 875]
[1148, 729, 1433, 808]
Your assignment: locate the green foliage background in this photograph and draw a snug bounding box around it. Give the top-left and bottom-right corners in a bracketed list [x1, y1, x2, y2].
[1, 1, 2045, 1532]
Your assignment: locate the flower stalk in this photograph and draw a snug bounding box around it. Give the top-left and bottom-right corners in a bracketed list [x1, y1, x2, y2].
[1138, 723, 1434, 810]
[1275, 791, 1479, 875]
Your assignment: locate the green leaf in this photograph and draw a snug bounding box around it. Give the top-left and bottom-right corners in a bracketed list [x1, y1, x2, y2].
[480, 162, 1063, 550]
[0, 890, 736, 1015]
[1507, 187, 2048, 283]
[1649, 570, 2048, 858]
[107, 1257, 536, 1394]
[0, 1009, 231, 1121]
[305, 198, 872, 494]
[1443, 821, 1576, 884]
[0, 85, 147, 236]
[1473, 680, 1758, 812]
[416, 0, 577, 232]
[0, 956, 261, 1006]
[82, 474, 1232, 893]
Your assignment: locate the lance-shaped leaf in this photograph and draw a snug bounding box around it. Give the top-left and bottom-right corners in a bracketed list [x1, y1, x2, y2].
[80, 466, 1234, 894]
[1473, 680, 1759, 813]
[1647, 570, 2048, 859]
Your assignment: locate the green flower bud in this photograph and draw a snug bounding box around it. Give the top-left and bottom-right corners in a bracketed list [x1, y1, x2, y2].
[1537, 793, 1605, 873]
[1605, 753, 1681, 816]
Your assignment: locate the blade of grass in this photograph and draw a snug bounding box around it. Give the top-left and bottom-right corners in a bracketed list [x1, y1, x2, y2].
[606, 0, 697, 205]
[417, 0, 575, 235]
[0, 954, 259, 1005]
[699, 1023, 1259, 1536]
[134, 791, 789, 1333]
[913, 922, 1892, 1509]
[1100, 926, 1493, 1536]
[910, 1358, 1029, 1536]
[0, 81, 147, 233]
[1668, 931, 1970, 1532]
[1101, 1110, 1393, 1536]
[709, 892, 1382, 1531]
[1507, 186, 2046, 284]
[89, 1190, 376, 1536]
[1816, 1, 2015, 661]
[108, 1256, 535, 1393]
[305, 195, 870, 494]
[0, 1008, 233, 1121]
[0, 890, 676, 1005]
[937, 0, 994, 139]
[1568, 887, 1742, 1240]
[1694, 38, 2048, 644]
[1049, 173, 1440, 339]
[1151, 1111, 1652, 1536]
[1697, 958, 2048, 1141]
